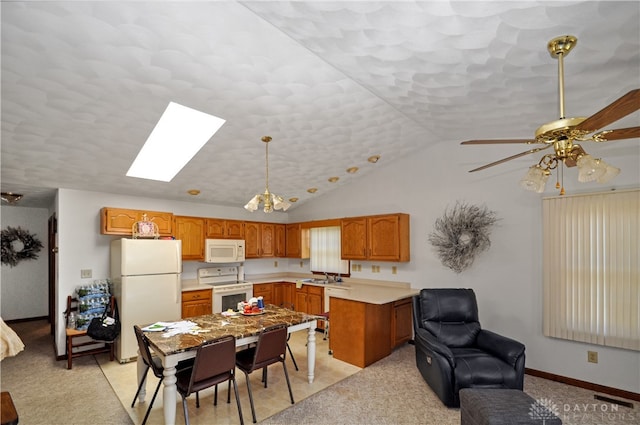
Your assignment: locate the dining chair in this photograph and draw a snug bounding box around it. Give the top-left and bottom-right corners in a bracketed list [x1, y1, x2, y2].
[131, 325, 193, 425]
[235, 324, 294, 423]
[175, 335, 243, 425]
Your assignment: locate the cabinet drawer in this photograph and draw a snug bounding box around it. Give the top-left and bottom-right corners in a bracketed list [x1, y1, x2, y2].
[182, 289, 211, 302]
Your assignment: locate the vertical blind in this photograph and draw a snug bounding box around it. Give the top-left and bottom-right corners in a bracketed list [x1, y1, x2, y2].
[542, 189, 639, 351]
[310, 226, 349, 275]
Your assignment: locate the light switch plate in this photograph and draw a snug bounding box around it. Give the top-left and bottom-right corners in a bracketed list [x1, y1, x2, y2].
[81, 269, 92, 278]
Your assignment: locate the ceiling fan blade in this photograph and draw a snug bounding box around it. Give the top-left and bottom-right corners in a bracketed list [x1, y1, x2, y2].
[595, 126, 640, 141]
[575, 89, 640, 133]
[461, 139, 535, 145]
[468, 145, 552, 173]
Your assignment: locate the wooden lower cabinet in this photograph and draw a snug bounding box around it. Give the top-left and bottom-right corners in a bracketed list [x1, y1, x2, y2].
[331, 298, 391, 368]
[181, 289, 212, 319]
[273, 282, 295, 307]
[295, 284, 324, 330]
[253, 283, 274, 306]
[392, 298, 413, 347]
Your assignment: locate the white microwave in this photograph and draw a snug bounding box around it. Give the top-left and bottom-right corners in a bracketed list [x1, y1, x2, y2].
[205, 239, 245, 263]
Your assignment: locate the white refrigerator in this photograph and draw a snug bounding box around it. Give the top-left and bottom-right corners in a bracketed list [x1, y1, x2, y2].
[111, 238, 182, 362]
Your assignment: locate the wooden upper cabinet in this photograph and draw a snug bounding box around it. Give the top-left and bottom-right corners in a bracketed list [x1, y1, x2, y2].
[286, 223, 309, 258]
[274, 224, 286, 257]
[341, 213, 410, 262]
[101, 207, 173, 236]
[205, 218, 244, 239]
[341, 217, 368, 260]
[174, 216, 205, 261]
[245, 222, 277, 258]
[260, 223, 275, 257]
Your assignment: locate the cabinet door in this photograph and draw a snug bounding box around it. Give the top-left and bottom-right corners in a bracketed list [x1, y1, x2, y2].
[274, 224, 286, 257]
[174, 216, 205, 261]
[226, 220, 245, 239]
[307, 286, 324, 315]
[285, 223, 301, 258]
[392, 298, 413, 347]
[205, 218, 226, 238]
[368, 214, 410, 262]
[368, 215, 401, 261]
[295, 290, 308, 313]
[145, 212, 173, 236]
[102, 208, 138, 234]
[341, 217, 367, 260]
[244, 222, 261, 258]
[281, 282, 295, 308]
[260, 223, 275, 257]
[181, 289, 212, 318]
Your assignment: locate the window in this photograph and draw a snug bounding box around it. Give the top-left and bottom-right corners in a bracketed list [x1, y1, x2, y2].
[310, 226, 349, 275]
[543, 189, 639, 351]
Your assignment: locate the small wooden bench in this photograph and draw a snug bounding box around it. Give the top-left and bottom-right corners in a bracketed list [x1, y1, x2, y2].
[65, 295, 115, 370]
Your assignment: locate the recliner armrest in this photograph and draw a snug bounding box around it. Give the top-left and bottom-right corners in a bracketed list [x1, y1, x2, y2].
[415, 328, 456, 367]
[476, 329, 525, 368]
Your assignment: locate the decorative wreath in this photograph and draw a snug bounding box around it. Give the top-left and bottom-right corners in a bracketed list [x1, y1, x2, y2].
[1, 226, 44, 267]
[428, 202, 498, 274]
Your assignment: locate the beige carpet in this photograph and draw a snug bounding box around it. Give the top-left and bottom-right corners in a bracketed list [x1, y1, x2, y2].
[0, 320, 132, 425]
[263, 344, 639, 425]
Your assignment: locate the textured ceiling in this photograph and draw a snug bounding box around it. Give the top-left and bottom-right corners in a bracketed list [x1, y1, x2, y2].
[2, 1, 639, 209]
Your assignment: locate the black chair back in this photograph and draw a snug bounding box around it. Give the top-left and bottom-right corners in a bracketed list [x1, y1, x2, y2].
[250, 324, 288, 372]
[417, 288, 480, 347]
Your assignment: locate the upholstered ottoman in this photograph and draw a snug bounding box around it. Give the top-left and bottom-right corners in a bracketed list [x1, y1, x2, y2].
[460, 388, 562, 425]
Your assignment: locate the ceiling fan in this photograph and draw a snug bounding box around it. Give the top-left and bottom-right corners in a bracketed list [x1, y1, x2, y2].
[461, 35, 640, 194]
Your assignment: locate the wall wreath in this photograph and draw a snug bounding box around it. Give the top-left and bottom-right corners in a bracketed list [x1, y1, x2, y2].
[428, 202, 498, 274]
[1, 226, 44, 267]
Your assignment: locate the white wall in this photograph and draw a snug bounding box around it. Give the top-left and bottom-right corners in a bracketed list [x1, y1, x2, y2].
[289, 140, 640, 394]
[0, 205, 50, 320]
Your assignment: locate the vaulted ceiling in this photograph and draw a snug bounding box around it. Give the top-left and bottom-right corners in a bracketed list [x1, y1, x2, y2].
[2, 1, 639, 208]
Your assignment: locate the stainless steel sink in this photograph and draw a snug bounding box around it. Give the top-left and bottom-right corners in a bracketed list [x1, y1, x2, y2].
[312, 278, 329, 284]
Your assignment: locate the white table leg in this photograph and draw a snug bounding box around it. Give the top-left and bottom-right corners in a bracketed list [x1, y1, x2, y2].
[306, 320, 317, 383]
[136, 354, 147, 403]
[161, 358, 179, 425]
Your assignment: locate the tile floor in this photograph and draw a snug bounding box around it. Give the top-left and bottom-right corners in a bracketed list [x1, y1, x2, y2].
[100, 329, 361, 424]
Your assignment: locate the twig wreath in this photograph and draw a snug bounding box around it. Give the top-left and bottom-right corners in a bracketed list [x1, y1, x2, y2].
[428, 202, 498, 273]
[1, 226, 44, 267]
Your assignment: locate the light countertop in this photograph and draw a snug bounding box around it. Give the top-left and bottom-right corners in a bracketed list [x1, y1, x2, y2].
[181, 274, 418, 305]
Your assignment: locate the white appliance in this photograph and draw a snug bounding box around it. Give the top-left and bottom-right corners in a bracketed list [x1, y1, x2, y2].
[111, 238, 182, 362]
[205, 239, 245, 263]
[198, 266, 253, 313]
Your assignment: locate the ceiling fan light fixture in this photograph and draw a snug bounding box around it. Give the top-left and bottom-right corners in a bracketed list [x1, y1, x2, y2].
[520, 165, 550, 193]
[596, 161, 620, 183]
[577, 154, 607, 182]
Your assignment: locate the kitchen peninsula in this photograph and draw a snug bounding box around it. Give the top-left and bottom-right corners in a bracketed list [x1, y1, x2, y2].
[183, 273, 418, 368]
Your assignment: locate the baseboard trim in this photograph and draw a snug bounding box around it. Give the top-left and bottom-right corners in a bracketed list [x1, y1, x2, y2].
[525, 367, 640, 402]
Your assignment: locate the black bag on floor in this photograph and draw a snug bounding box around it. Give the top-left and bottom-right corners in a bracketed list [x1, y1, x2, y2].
[87, 297, 120, 342]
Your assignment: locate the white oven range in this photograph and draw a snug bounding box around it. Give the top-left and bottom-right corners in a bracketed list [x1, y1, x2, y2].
[198, 266, 253, 313]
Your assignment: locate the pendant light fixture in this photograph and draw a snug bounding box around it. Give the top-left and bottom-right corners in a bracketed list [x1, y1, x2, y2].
[244, 136, 291, 213]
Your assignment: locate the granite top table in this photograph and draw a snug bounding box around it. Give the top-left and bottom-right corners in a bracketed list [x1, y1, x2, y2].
[139, 305, 319, 425]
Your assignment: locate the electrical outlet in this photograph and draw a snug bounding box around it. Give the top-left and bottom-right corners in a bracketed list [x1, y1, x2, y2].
[587, 351, 598, 363]
[299, 261, 304, 268]
[392, 266, 397, 274]
[81, 269, 92, 278]
[274, 261, 278, 267]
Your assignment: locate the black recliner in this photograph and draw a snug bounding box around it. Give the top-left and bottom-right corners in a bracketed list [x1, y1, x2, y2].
[412, 288, 526, 407]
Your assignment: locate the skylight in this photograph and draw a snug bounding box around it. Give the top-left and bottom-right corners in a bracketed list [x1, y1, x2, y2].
[126, 102, 225, 182]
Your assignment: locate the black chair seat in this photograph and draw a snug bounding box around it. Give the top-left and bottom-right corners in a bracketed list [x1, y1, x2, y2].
[452, 348, 519, 390]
